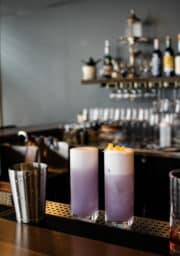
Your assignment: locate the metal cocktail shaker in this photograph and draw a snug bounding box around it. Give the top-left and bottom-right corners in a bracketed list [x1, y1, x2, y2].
[9, 162, 47, 223]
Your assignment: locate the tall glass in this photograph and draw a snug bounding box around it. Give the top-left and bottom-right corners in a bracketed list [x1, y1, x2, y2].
[169, 170, 180, 255]
[70, 147, 98, 221]
[104, 148, 134, 227]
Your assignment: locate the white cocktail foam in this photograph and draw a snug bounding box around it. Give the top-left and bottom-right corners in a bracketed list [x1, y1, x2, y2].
[104, 149, 134, 175]
[70, 147, 98, 171]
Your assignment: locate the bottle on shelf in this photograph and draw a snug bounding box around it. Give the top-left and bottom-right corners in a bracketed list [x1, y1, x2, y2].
[127, 9, 142, 38]
[175, 34, 180, 76]
[81, 57, 101, 80]
[102, 40, 113, 79]
[111, 59, 121, 79]
[163, 35, 174, 77]
[151, 38, 162, 77]
[159, 119, 171, 148]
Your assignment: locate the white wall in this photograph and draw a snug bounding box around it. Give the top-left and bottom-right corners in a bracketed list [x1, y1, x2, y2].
[1, 0, 180, 126]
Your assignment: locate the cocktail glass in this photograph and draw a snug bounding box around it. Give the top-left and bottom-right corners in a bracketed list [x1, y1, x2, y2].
[70, 147, 99, 222]
[104, 148, 134, 227]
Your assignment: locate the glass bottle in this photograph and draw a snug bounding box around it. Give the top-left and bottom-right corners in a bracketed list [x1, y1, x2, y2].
[127, 9, 142, 38]
[163, 36, 174, 77]
[102, 40, 113, 79]
[151, 38, 162, 77]
[175, 34, 180, 76]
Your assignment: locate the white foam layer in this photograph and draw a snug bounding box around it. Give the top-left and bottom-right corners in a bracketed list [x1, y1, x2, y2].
[70, 147, 98, 171]
[104, 149, 134, 175]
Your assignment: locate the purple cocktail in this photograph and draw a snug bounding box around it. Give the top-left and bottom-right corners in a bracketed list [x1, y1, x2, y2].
[104, 147, 134, 226]
[70, 147, 98, 221]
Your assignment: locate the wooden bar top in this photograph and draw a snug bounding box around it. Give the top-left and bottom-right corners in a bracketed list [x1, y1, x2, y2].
[0, 218, 162, 256]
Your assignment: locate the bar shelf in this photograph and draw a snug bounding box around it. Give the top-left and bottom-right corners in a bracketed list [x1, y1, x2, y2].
[81, 77, 180, 88]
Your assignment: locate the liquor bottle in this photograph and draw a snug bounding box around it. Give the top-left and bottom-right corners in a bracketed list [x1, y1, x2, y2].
[175, 34, 180, 76]
[151, 38, 162, 77]
[163, 36, 174, 77]
[159, 119, 171, 148]
[127, 9, 142, 38]
[102, 40, 113, 78]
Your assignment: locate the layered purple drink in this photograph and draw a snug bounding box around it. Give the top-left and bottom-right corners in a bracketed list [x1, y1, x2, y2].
[104, 145, 134, 226]
[70, 147, 98, 221]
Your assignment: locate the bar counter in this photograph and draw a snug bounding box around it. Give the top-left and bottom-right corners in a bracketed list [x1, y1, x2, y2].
[1, 123, 180, 159]
[0, 124, 175, 255]
[0, 123, 62, 138]
[0, 123, 64, 145]
[0, 201, 169, 255]
[0, 217, 161, 256]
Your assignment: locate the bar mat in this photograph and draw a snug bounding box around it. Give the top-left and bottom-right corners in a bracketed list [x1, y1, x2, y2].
[45, 201, 170, 239]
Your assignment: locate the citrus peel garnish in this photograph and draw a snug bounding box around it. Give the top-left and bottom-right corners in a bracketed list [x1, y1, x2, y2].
[105, 143, 126, 151]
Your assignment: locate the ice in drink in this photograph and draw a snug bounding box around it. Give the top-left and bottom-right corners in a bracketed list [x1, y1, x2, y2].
[70, 147, 98, 221]
[104, 144, 134, 226]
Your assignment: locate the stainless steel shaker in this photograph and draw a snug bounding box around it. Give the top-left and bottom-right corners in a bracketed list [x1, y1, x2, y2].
[9, 162, 47, 223]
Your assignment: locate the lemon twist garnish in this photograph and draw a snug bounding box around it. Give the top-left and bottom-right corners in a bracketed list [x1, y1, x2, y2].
[105, 143, 126, 151]
[105, 143, 114, 151]
[114, 145, 125, 151]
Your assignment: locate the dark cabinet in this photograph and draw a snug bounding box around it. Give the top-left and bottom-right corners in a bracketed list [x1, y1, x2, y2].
[98, 151, 180, 221]
[135, 154, 180, 221]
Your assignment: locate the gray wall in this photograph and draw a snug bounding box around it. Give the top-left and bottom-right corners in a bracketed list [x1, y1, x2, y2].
[1, 0, 180, 126]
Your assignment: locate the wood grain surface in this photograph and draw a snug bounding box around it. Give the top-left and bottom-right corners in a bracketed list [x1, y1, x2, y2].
[0, 218, 163, 256]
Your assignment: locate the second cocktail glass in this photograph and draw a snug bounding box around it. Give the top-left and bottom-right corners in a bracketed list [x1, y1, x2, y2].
[104, 147, 134, 227]
[70, 147, 99, 222]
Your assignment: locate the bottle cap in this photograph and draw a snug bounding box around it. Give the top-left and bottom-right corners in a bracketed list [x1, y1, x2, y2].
[105, 40, 110, 47]
[166, 35, 171, 41]
[165, 35, 171, 47]
[128, 9, 140, 23]
[154, 38, 159, 49]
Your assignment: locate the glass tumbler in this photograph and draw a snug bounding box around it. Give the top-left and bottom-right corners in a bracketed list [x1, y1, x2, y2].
[169, 170, 180, 255]
[70, 147, 99, 221]
[104, 148, 134, 227]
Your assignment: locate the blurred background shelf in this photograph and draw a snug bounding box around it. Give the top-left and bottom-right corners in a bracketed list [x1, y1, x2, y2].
[81, 77, 180, 87]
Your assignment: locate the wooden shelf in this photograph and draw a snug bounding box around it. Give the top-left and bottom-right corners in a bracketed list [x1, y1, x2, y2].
[81, 77, 180, 86]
